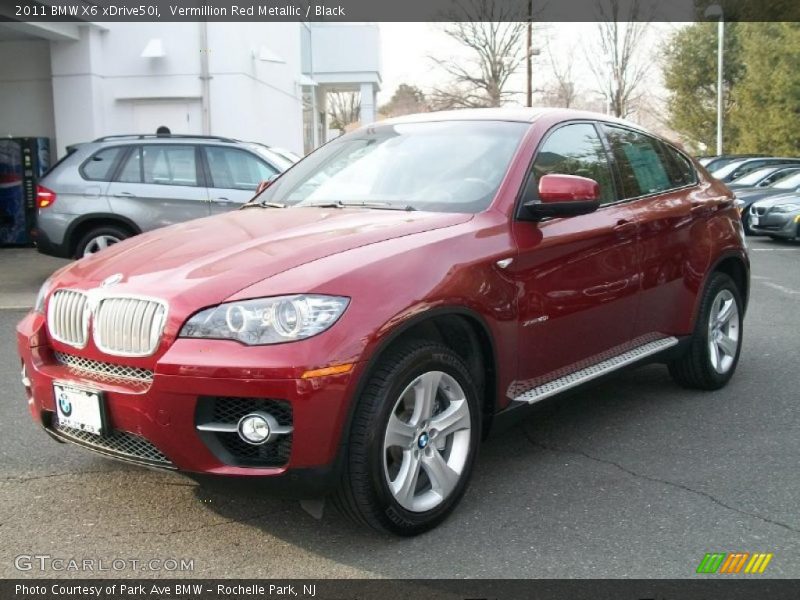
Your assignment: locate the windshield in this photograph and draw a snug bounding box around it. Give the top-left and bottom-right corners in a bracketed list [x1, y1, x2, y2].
[772, 171, 800, 189]
[731, 167, 775, 185]
[712, 160, 747, 179]
[257, 121, 529, 213]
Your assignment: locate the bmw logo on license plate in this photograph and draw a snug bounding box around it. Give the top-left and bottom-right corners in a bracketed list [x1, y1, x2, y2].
[58, 392, 72, 417]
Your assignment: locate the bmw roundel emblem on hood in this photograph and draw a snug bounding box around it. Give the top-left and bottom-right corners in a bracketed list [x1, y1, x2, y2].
[101, 273, 123, 288]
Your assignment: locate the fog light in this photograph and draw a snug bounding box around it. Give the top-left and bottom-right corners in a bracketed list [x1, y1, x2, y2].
[237, 412, 271, 445]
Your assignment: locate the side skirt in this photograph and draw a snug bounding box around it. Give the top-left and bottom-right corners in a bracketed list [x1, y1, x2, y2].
[511, 336, 679, 405]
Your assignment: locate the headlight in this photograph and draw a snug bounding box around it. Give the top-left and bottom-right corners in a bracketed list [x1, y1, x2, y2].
[179, 295, 349, 345]
[33, 278, 53, 314]
[772, 203, 800, 213]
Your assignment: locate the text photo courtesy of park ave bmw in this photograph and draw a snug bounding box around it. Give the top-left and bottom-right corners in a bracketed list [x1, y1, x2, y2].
[1, 0, 800, 598]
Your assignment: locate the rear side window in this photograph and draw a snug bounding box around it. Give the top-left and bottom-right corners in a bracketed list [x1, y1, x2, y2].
[603, 125, 672, 198]
[659, 142, 697, 188]
[531, 123, 616, 205]
[142, 145, 198, 187]
[80, 147, 125, 181]
[117, 147, 142, 183]
[205, 147, 278, 190]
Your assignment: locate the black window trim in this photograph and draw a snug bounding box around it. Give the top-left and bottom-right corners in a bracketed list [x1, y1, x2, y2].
[200, 144, 279, 191]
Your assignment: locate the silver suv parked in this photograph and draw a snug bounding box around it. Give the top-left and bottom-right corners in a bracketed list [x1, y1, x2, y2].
[34, 134, 295, 258]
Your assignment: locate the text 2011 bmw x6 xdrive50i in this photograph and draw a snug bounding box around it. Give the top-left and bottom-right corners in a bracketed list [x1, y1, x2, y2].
[17, 109, 748, 535]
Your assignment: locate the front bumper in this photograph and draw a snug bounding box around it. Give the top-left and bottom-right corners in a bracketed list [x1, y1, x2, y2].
[17, 311, 361, 491]
[750, 210, 800, 239]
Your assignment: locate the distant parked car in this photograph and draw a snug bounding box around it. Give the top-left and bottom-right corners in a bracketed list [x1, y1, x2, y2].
[749, 195, 800, 241]
[711, 157, 800, 183]
[703, 154, 767, 172]
[735, 171, 800, 234]
[727, 166, 800, 190]
[34, 134, 295, 258]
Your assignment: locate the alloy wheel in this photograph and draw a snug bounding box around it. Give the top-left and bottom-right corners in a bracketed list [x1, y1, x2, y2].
[83, 235, 121, 256]
[383, 370, 471, 512]
[707, 288, 740, 374]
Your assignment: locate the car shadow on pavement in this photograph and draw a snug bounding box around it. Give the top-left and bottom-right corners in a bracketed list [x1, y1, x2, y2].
[191, 363, 727, 577]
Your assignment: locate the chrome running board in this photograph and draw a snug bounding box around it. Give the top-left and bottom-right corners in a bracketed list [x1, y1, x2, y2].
[511, 336, 679, 404]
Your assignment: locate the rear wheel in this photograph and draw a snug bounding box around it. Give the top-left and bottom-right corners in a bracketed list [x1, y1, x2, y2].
[668, 272, 743, 390]
[334, 340, 480, 535]
[74, 225, 130, 258]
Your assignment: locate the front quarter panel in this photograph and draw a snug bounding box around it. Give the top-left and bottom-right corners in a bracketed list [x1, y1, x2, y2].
[229, 211, 521, 411]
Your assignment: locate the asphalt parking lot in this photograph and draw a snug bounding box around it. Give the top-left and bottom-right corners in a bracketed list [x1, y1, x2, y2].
[0, 238, 798, 579]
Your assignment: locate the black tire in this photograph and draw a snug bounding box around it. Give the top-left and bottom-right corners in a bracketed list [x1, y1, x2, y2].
[668, 272, 743, 390]
[741, 212, 755, 236]
[333, 340, 481, 535]
[74, 225, 130, 258]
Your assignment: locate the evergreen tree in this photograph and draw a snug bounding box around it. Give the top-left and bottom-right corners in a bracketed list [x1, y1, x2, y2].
[662, 22, 743, 153]
[731, 23, 800, 154]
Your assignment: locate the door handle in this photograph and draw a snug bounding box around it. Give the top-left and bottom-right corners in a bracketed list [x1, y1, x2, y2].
[211, 197, 234, 203]
[113, 192, 136, 198]
[613, 219, 637, 238]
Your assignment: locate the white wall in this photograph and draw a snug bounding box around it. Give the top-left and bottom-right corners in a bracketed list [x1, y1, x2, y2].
[206, 23, 304, 154]
[0, 40, 55, 140]
[46, 22, 305, 156]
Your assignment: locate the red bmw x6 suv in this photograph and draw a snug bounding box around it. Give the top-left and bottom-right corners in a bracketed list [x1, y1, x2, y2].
[17, 109, 748, 535]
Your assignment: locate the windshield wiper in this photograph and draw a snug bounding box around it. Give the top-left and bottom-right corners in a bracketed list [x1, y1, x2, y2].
[241, 200, 287, 209]
[302, 200, 416, 211]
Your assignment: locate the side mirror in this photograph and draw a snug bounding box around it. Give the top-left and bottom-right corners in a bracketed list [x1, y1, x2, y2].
[522, 174, 601, 220]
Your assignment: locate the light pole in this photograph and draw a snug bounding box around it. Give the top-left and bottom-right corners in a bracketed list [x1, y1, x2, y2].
[705, 4, 724, 156]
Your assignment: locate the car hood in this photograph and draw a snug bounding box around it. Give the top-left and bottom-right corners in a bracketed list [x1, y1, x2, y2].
[735, 187, 795, 203]
[51, 208, 472, 309]
[752, 191, 800, 208]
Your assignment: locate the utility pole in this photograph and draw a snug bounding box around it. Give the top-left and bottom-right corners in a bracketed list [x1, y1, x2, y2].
[526, 0, 532, 107]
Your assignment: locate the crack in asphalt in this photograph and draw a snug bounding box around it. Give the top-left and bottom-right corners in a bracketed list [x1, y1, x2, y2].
[0, 469, 112, 483]
[520, 426, 800, 536]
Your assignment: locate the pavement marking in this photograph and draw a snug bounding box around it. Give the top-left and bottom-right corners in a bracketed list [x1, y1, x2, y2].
[761, 281, 800, 296]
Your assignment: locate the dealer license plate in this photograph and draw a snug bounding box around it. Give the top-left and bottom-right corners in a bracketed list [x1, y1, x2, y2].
[751, 215, 760, 226]
[54, 383, 104, 435]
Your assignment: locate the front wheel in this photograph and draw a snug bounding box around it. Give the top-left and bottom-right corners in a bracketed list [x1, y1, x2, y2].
[668, 272, 743, 390]
[334, 341, 480, 535]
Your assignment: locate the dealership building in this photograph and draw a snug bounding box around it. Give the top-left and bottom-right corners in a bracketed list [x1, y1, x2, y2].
[0, 21, 382, 157]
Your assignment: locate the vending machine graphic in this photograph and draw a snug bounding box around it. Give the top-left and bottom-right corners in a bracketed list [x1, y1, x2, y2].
[0, 137, 51, 246]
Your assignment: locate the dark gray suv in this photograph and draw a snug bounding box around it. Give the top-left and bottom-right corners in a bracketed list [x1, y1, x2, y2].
[34, 134, 294, 258]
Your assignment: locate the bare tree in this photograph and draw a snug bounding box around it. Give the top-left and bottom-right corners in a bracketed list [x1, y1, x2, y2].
[544, 43, 578, 108]
[327, 92, 360, 131]
[585, 0, 651, 118]
[429, 0, 532, 109]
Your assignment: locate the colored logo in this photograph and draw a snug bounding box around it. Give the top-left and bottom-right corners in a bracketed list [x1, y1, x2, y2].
[696, 552, 773, 574]
[58, 392, 72, 417]
[417, 432, 430, 449]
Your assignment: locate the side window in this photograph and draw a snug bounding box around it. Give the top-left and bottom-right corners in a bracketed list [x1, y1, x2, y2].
[603, 125, 672, 198]
[80, 147, 125, 181]
[659, 142, 697, 188]
[532, 123, 615, 205]
[205, 147, 279, 190]
[117, 147, 142, 183]
[142, 145, 198, 187]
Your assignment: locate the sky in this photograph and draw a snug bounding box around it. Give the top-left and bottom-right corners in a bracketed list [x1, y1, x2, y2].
[376, 22, 680, 120]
